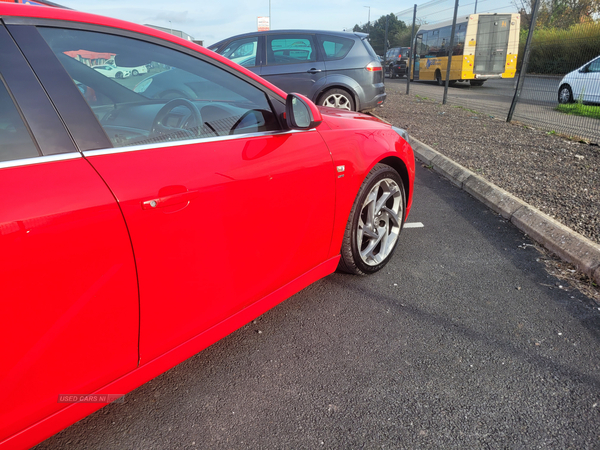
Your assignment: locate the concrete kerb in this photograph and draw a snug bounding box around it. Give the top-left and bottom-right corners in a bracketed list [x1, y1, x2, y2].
[409, 138, 600, 286]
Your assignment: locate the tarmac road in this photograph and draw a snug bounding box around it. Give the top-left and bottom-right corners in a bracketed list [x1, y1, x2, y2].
[386, 76, 599, 143]
[387, 76, 559, 105]
[36, 163, 600, 449]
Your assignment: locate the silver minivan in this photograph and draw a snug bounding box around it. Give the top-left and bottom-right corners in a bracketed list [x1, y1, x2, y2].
[208, 30, 386, 111]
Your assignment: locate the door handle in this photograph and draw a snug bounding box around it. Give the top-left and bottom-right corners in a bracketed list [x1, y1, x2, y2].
[142, 190, 199, 210]
[307, 68, 322, 74]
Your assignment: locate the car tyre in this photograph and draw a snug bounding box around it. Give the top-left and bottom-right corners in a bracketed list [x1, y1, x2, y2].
[338, 163, 406, 275]
[558, 84, 573, 104]
[132, 69, 139, 76]
[319, 88, 355, 111]
[116, 71, 123, 79]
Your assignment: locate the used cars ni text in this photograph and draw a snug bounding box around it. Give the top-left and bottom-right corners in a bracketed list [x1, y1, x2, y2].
[0, 4, 414, 448]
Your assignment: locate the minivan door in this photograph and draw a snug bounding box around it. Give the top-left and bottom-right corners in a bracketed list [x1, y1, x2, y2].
[261, 33, 326, 99]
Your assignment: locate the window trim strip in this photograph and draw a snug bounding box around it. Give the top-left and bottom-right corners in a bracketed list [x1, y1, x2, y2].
[0, 152, 82, 170]
[82, 128, 314, 158]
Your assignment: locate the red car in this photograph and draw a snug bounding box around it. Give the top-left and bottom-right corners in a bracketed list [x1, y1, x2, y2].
[0, 4, 414, 448]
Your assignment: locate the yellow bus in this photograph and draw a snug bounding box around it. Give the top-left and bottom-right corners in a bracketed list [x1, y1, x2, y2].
[413, 13, 520, 86]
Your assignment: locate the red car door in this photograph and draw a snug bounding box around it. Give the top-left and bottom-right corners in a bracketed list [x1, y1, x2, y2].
[34, 26, 336, 364]
[88, 131, 335, 362]
[0, 26, 138, 443]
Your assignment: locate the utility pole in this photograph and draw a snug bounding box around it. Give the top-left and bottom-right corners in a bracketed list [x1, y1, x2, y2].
[364, 6, 371, 33]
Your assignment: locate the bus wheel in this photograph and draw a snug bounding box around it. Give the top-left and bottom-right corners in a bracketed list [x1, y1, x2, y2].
[435, 70, 443, 86]
[470, 80, 485, 86]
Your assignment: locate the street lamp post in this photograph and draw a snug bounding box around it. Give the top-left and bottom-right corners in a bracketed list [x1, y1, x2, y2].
[364, 6, 370, 33]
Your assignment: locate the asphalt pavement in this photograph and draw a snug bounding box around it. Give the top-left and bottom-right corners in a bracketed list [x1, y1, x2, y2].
[36, 163, 600, 449]
[389, 76, 600, 144]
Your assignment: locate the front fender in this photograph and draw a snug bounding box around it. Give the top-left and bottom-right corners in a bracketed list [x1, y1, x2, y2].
[316, 119, 415, 258]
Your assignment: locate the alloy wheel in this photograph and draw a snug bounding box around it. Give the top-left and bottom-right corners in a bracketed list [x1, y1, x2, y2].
[322, 93, 352, 110]
[357, 177, 403, 266]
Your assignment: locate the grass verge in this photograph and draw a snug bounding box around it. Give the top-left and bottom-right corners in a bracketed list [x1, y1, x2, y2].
[555, 102, 600, 120]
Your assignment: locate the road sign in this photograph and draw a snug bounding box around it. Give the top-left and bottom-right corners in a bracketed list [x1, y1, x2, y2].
[257, 16, 270, 31]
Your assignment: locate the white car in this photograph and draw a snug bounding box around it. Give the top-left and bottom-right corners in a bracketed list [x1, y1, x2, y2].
[108, 61, 148, 76]
[92, 64, 131, 79]
[127, 64, 148, 76]
[558, 55, 600, 104]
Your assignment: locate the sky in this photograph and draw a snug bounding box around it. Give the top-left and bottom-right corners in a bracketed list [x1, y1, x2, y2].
[57, 0, 520, 47]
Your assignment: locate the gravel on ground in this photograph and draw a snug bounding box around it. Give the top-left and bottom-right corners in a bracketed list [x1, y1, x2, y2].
[375, 88, 600, 246]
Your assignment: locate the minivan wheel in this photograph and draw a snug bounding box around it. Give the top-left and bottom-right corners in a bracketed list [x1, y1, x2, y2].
[558, 84, 573, 104]
[319, 89, 355, 111]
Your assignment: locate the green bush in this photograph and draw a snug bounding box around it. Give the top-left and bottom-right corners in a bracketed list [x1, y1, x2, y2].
[518, 21, 600, 75]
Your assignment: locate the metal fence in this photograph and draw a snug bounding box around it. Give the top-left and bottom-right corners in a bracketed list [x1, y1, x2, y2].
[351, 1, 600, 144]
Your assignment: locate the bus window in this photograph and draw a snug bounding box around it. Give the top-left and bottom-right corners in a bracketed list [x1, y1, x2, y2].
[428, 30, 439, 56]
[415, 34, 423, 57]
[438, 26, 451, 57]
[453, 24, 466, 56]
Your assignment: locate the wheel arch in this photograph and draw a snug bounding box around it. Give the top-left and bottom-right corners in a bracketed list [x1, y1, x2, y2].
[378, 156, 411, 210]
[315, 77, 361, 110]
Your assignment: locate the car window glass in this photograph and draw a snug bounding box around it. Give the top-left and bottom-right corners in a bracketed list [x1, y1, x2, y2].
[218, 37, 259, 68]
[267, 35, 316, 65]
[588, 59, 600, 72]
[0, 77, 40, 163]
[317, 35, 354, 61]
[37, 27, 280, 148]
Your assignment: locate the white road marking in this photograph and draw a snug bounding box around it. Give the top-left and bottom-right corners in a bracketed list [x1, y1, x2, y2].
[404, 222, 424, 229]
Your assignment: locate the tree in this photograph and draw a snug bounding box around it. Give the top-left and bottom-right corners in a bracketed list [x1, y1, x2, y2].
[352, 13, 410, 55]
[515, 0, 599, 29]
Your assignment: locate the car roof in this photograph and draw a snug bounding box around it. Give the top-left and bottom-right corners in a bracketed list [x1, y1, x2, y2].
[210, 29, 368, 48]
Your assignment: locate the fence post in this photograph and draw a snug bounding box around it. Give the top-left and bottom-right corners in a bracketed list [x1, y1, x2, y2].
[507, 0, 541, 122]
[406, 4, 417, 95]
[442, 0, 459, 105]
[384, 15, 389, 82]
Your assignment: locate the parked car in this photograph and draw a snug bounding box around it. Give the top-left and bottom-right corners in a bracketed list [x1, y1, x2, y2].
[558, 55, 600, 104]
[91, 64, 131, 79]
[384, 46, 410, 79]
[208, 30, 386, 111]
[116, 63, 148, 76]
[0, 3, 414, 449]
